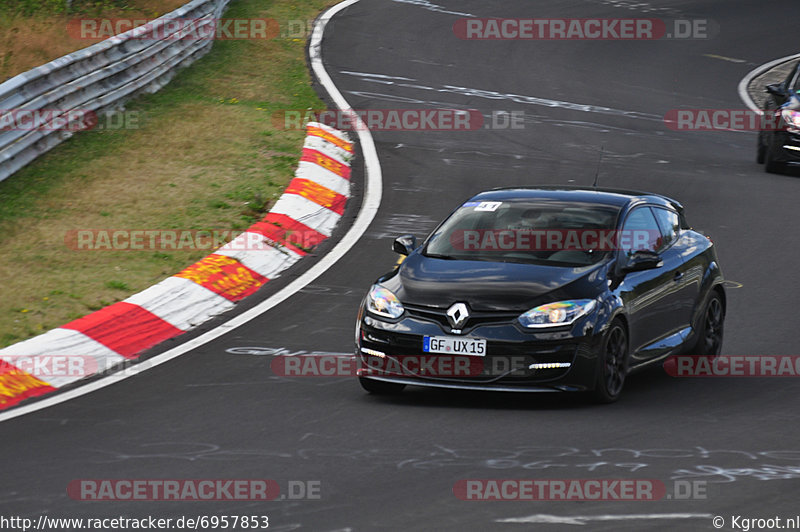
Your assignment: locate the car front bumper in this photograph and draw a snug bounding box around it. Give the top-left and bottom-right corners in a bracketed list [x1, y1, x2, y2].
[771, 130, 800, 163]
[356, 305, 605, 392]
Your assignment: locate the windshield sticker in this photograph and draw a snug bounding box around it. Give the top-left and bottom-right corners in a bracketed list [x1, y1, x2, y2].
[474, 201, 503, 212]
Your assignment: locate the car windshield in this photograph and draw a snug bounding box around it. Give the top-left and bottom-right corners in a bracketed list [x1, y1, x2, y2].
[423, 199, 622, 265]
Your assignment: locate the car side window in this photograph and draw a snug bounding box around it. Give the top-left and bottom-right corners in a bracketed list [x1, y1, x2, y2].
[620, 207, 662, 254]
[652, 207, 680, 248]
[784, 63, 799, 92]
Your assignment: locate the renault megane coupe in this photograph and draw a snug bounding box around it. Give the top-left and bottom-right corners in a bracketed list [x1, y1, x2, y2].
[355, 187, 725, 402]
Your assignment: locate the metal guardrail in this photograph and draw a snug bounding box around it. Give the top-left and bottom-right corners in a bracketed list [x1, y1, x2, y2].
[0, 0, 231, 182]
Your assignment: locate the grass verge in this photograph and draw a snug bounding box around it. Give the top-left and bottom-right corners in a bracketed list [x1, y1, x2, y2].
[0, 1, 189, 82]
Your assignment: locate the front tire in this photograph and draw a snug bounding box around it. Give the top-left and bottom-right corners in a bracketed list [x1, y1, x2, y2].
[692, 291, 724, 357]
[764, 134, 785, 174]
[359, 377, 406, 395]
[592, 320, 629, 404]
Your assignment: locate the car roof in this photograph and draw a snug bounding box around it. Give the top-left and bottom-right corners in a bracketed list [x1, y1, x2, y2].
[470, 186, 682, 211]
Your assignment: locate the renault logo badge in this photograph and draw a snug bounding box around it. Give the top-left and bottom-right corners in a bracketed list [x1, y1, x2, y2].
[446, 302, 470, 329]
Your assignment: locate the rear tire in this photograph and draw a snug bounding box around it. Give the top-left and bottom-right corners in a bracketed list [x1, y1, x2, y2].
[592, 320, 629, 404]
[756, 133, 766, 164]
[359, 377, 406, 395]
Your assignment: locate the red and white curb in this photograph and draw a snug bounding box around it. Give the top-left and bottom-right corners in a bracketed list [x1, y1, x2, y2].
[0, 122, 353, 410]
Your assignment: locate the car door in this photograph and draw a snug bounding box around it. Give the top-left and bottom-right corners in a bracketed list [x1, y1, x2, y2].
[652, 206, 701, 336]
[615, 206, 682, 363]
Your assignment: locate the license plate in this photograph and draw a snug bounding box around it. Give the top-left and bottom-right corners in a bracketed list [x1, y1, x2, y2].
[423, 336, 486, 356]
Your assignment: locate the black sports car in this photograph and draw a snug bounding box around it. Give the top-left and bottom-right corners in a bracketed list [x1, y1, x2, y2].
[355, 187, 725, 402]
[757, 59, 800, 173]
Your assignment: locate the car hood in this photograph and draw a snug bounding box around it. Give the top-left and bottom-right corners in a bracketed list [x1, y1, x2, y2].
[382, 252, 607, 312]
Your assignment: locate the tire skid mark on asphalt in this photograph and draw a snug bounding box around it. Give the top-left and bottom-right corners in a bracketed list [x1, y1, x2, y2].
[495, 513, 713, 525]
[390, 0, 474, 18]
[339, 71, 663, 121]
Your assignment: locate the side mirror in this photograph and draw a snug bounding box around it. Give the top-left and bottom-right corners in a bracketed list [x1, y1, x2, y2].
[621, 250, 663, 273]
[392, 234, 417, 256]
[766, 83, 786, 97]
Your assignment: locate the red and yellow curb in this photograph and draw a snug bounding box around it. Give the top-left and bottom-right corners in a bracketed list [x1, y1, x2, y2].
[0, 122, 352, 410]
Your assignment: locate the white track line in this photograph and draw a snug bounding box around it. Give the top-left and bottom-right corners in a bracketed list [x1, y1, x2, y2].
[738, 52, 800, 113]
[0, 0, 376, 423]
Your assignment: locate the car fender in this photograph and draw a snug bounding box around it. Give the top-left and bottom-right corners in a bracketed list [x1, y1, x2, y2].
[687, 260, 726, 337]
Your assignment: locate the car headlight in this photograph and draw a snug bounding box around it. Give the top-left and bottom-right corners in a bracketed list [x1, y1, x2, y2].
[366, 285, 405, 319]
[781, 109, 800, 132]
[518, 299, 596, 328]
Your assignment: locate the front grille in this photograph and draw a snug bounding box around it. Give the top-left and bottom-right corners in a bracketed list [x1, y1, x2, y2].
[404, 303, 519, 331]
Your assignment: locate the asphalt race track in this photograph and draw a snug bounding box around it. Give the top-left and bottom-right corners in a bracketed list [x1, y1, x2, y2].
[2, 1, 800, 530]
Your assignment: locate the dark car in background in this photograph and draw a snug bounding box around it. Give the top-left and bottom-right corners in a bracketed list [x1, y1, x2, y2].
[355, 187, 725, 403]
[757, 59, 800, 173]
